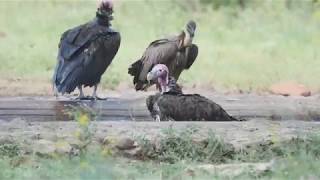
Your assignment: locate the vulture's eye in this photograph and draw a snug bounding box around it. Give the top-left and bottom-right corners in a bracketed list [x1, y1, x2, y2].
[159, 69, 162, 72]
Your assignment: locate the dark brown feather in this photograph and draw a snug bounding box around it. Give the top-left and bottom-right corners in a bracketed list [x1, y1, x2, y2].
[147, 93, 241, 121]
[146, 77, 241, 122]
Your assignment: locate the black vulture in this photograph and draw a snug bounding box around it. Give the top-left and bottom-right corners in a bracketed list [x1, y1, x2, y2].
[128, 20, 198, 91]
[146, 64, 242, 122]
[53, 0, 121, 100]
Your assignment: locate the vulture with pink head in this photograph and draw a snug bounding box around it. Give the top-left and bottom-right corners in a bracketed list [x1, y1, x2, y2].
[146, 64, 242, 122]
[128, 20, 198, 91]
[53, 0, 121, 100]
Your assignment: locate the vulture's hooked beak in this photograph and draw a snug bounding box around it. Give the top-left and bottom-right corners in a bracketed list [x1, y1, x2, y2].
[182, 21, 196, 48]
[147, 72, 155, 84]
[186, 20, 196, 38]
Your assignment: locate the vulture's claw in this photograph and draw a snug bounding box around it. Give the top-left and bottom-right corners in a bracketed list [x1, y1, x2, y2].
[92, 96, 107, 101]
[75, 96, 107, 101]
[75, 96, 90, 100]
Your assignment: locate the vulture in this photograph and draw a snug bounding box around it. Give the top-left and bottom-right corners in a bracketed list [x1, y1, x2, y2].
[146, 64, 242, 122]
[128, 20, 198, 91]
[53, 0, 121, 100]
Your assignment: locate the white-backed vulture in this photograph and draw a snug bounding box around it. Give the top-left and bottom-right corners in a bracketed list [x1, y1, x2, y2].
[128, 20, 198, 91]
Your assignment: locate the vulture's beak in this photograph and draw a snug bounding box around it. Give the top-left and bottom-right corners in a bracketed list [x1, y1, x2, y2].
[147, 72, 155, 83]
[186, 20, 196, 38]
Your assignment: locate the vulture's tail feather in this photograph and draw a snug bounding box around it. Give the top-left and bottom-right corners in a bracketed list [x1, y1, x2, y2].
[135, 82, 146, 91]
[229, 115, 246, 121]
[128, 59, 145, 90]
[128, 59, 142, 77]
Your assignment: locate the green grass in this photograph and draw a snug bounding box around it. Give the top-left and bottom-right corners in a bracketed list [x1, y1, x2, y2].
[0, 131, 320, 179]
[1, 154, 319, 179]
[0, 0, 319, 91]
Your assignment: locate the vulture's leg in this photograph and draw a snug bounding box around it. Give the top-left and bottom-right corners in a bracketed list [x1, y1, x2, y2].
[92, 84, 107, 100]
[76, 86, 86, 100]
[53, 85, 58, 98]
[155, 115, 161, 122]
[154, 104, 163, 122]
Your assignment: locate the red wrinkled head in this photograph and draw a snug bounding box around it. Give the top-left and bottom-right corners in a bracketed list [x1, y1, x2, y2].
[147, 64, 169, 93]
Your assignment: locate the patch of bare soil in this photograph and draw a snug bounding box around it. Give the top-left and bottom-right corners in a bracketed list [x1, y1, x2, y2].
[269, 82, 311, 97]
[0, 79, 52, 96]
[0, 78, 318, 98]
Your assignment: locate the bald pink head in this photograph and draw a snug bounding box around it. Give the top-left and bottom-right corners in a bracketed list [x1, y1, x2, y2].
[147, 64, 169, 93]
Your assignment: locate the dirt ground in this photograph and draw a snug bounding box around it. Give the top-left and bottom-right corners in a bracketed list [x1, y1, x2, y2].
[0, 78, 269, 97]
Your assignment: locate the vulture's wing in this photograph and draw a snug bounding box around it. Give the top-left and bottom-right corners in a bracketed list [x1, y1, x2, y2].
[146, 93, 161, 119]
[185, 44, 198, 69]
[138, 39, 179, 81]
[53, 21, 119, 94]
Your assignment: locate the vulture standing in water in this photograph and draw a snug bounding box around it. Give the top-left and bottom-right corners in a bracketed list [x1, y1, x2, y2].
[146, 64, 242, 122]
[53, 0, 121, 100]
[128, 20, 198, 91]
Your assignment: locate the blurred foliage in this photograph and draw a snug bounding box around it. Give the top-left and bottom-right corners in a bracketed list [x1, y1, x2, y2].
[69, 105, 96, 156]
[199, 0, 319, 10]
[200, 0, 248, 9]
[0, 0, 320, 92]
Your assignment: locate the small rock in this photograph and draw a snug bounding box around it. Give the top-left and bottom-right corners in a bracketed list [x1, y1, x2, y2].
[31, 133, 41, 140]
[270, 82, 311, 97]
[33, 140, 56, 156]
[102, 136, 115, 145]
[185, 169, 195, 177]
[55, 141, 72, 154]
[123, 147, 142, 157]
[115, 137, 136, 150]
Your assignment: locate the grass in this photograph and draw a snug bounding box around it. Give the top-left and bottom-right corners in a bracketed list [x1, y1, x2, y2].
[0, 129, 320, 179]
[136, 126, 235, 163]
[0, 0, 319, 92]
[0, 154, 319, 179]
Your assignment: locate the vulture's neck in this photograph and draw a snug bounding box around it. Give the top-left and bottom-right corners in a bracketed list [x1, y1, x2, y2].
[177, 31, 186, 50]
[158, 77, 168, 94]
[96, 17, 110, 26]
[158, 72, 170, 94]
[96, 12, 111, 26]
[159, 76, 182, 94]
[183, 31, 193, 47]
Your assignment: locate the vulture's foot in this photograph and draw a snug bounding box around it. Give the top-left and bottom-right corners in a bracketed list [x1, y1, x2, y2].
[155, 115, 161, 122]
[75, 95, 93, 100]
[92, 96, 107, 101]
[91, 85, 106, 100]
[75, 97, 88, 100]
[238, 118, 247, 121]
[75, 96, 107, 101]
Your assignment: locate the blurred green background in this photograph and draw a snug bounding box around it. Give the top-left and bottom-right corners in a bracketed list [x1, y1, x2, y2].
[0, 0, 319, 92]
